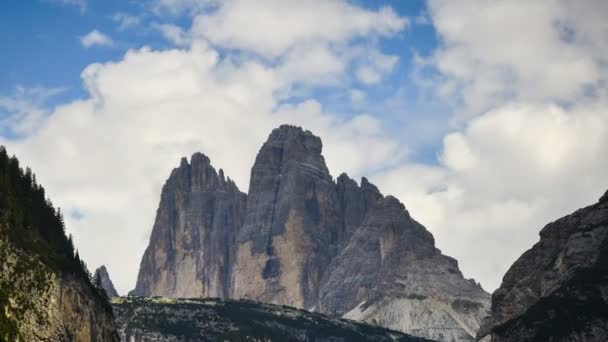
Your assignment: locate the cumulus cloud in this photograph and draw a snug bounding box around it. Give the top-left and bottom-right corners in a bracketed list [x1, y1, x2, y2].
[190, 0, 407, 58]
[374, 102, 608, 291]
[80, 30, 114, 48]
[424, 0, 608, 118]
[157, 24, 190, 46]
[1, 2, 407, 294]
[369, 0, 608, 292]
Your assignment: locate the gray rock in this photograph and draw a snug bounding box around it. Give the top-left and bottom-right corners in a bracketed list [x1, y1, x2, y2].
[131, 153, 247, 298]
[232, 125, 343, 309]
[320, 196, 490, 341]
[133, 125, 490, 340]
[94, 265, 119, 297]
[478, 190, 608, 341]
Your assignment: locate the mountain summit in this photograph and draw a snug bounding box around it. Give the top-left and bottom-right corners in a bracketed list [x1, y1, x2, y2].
[93, 265, 119, 297]
[132, 125, 490, 340]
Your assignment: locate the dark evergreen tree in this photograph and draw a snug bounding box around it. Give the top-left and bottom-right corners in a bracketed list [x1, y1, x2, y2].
[0, 145, 104, 296]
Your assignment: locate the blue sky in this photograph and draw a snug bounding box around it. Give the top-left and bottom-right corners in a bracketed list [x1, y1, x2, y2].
[1, 0, 446, 162]
[0, 1, 432, 99]
[1, 0, 607, 295]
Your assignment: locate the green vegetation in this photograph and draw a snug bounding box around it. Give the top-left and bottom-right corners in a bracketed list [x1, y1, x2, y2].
[112, 297, 429, 341]
[0, 146, 80, 274]
[0, 146, 110, 340]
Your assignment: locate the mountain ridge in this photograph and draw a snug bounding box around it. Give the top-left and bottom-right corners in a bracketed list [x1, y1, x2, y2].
[131, 125, 490, 340]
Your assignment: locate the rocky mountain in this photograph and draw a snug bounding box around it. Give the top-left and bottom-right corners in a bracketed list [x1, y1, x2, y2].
[321, 196, 489, 341]
[132, 125, 489, 340]
[112, 297, 431, 342]
[94, 265, 119, 297]
[132, 152, 247, 298]
[478, 190, 608, 341]
[0, 147, 118, 341]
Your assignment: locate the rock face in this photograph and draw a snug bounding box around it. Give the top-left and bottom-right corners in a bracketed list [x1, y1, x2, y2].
[321, 196, 489, 341]
[112, 297, 431, 342]
[132, 153, 247, 298]
[94, 265, 119, 297]
[133, 125, 489, 340]
[478, 190, 608, 342]
[232, 126, 342, 309]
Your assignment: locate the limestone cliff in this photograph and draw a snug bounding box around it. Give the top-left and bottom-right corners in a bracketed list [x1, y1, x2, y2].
[132, 153, 247, 298]
[94, 265, 119, 297]
[478, 190, 608, 341]
[0, 147, 118, 342]
[132, 125, 489, 340]
[232, 126, 342, 308]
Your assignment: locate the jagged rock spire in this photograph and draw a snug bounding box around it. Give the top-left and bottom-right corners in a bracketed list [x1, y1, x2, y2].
[93, 265, 119, 297]
[131, 153, 246, 298]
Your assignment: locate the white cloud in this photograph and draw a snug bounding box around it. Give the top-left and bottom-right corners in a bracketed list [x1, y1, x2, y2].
[190, 0, 407, 58]
[0, 86, 65, 136]
[374, 102, 608, 291]
[425, 0, 608, 118]
[355, 50, 399, 85]
[364, 0, 608, 293]
[350, 89, 365, 104]
[112, 13, 141, 31]
[157, 24, 191, 46]
[80, 30, 114, 48]
[356, 66, 381, 85]
[2, 2, 407, 294]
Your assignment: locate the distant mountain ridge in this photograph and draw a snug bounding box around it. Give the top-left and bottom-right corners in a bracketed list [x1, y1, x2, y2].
[132, 125, 490, 341]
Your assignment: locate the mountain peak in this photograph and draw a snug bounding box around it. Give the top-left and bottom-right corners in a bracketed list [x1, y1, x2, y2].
[190, 152, 210, 165]
[93, 265, 119, 297]
[265, 124, 323, 156]
[178, 152, 211, 168]
[168, 152, 241, 193]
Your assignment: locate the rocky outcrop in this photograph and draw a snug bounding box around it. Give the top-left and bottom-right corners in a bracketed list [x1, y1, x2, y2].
[132, 153, 247, 298]
[132, 125, 489, 340]
[94, 265, 119, 297]
[112, 297, 431, 342]
[478, 190, 608, 341]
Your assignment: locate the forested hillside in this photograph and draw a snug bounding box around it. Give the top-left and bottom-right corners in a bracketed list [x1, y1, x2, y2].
[0, 146, 117, 341]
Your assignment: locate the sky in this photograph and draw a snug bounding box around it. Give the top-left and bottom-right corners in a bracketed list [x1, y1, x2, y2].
[1, 0, 607, 295]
